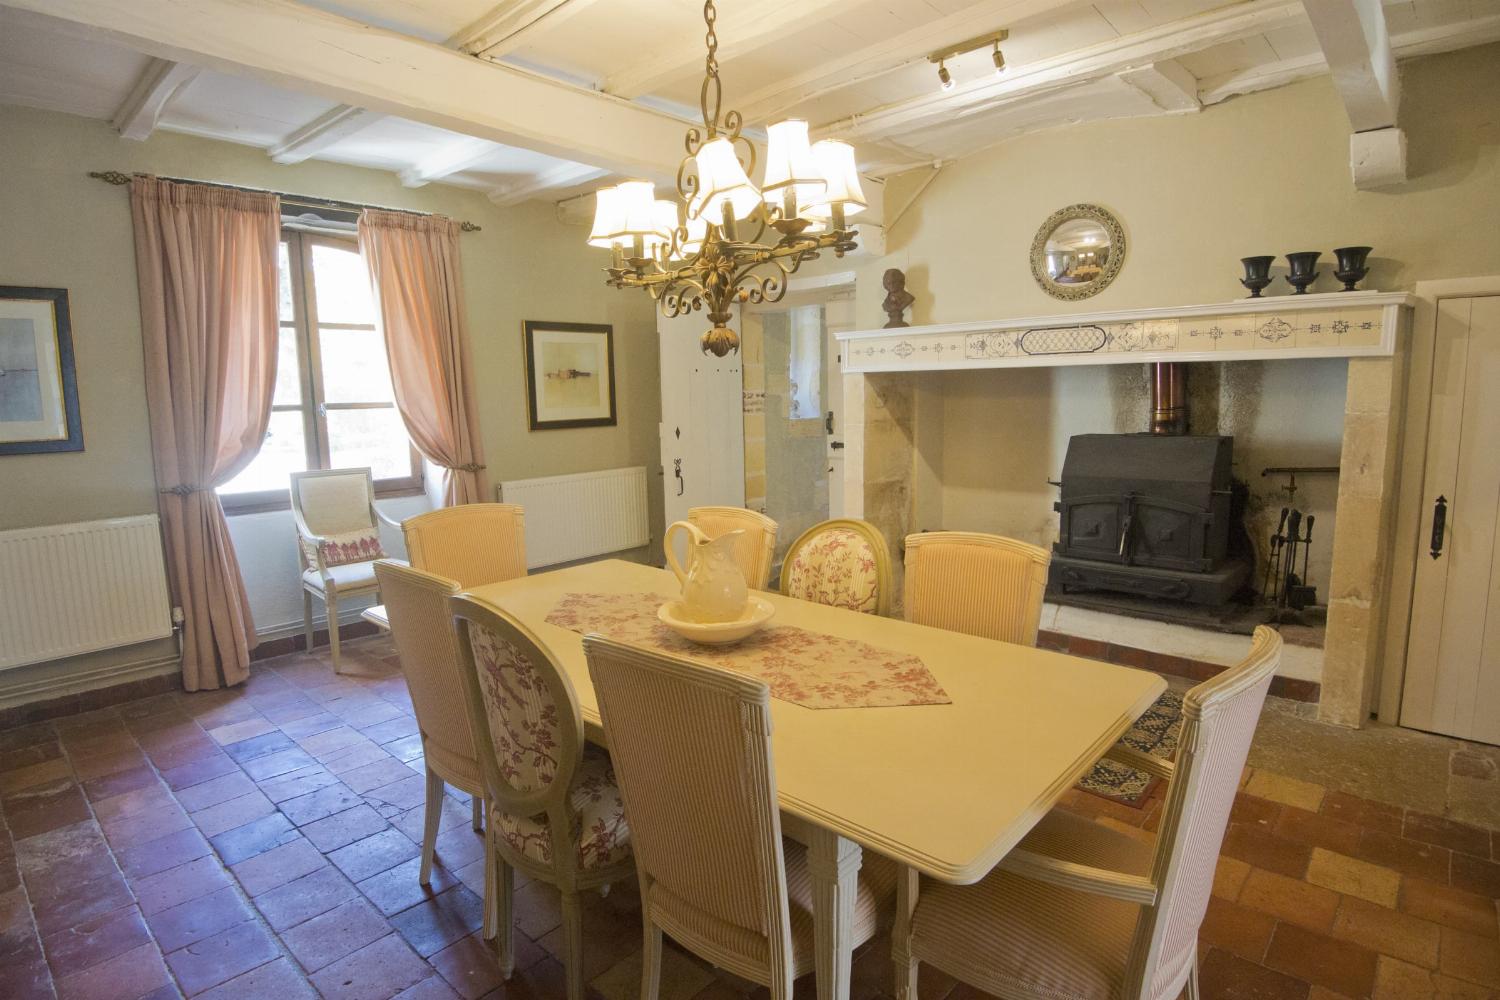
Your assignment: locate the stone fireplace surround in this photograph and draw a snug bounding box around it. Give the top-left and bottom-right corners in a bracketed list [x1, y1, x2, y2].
[837, 291, 1413, 728]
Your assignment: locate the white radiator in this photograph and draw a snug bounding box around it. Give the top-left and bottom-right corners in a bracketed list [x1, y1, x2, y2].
[0, 515, 174, 670]
[498, 466, 649, 569]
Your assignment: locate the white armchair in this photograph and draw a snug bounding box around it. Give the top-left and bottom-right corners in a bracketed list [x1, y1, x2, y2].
[291, 468, 402, 671]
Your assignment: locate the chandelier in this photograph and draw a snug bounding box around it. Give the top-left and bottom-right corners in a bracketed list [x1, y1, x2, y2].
[587, 0, 865, 357]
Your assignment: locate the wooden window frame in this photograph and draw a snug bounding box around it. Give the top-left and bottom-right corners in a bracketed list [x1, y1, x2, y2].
[220, 229, 422, 514]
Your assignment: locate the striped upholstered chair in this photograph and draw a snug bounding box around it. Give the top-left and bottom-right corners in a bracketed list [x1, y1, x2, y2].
[371, 562, 485, 882]
[892, 626, 1283, 1000]
[450, 594, 632, 1000]
[902, 531, 1050, 645]
[687, 506, 778, 590]
[583, 635, 896, 1000]
[402, 502, 527, 588]
[780, 518, 893, 616]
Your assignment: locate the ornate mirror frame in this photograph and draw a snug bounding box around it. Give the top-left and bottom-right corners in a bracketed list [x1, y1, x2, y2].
[1029, 203, 1127, 302]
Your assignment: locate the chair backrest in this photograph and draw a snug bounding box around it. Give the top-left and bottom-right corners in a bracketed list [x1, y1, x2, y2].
[290, 468, 383, 569]
[404, 503, 527, 588]
[1129, 626, 1282, 1000]
[583, 635, 795, 992]
[372, 560, 477, 789]
[688, 506, 778, 590]
[450, 593, 585, 861]
[780, 518, 892, 616]
[902, 531, 1050, 644]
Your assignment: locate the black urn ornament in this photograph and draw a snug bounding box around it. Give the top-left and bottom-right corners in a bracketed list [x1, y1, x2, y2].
[1284, 251, 1321, 294]
[1333, 246, 1372, 291]
[1240, 256, 1275, 298]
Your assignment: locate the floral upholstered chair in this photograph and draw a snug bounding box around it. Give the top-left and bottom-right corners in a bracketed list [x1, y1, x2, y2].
[291, 468, 401, 671]
[687, 506, 778, 589]
[449, 593, 632, 1000]
[780, 518, 893, 616]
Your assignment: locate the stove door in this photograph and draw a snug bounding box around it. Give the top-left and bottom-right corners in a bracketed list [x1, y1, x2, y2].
[1058, 493, 1127, 563]
[1131, 496, 1211, 572]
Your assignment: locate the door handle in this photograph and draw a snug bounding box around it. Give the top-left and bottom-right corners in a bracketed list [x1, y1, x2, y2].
[825, 410, 835, 435]
[1430, 495, 1447, 559]
[829, 440, 844, 450]
[673, 458, 684, 497]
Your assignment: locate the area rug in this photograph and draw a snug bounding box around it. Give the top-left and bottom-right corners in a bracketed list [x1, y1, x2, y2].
[1077, 689, 1183, 807]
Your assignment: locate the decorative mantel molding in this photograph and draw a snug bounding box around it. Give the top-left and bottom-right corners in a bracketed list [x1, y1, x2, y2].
[836, 291, 1415, 373]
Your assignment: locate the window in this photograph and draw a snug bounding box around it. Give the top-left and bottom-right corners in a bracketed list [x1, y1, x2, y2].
[218, 231, 421, 510]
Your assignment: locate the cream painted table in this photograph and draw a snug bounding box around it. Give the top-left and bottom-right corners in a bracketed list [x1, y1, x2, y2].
[370, 559, 1165, 1000]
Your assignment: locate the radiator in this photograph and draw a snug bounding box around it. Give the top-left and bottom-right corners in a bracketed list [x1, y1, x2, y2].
[0, 515, 174, 670]
[498, 467, 649, 569]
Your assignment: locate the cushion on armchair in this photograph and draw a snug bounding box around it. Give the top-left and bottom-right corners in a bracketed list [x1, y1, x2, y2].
[302, 528, 387, 569]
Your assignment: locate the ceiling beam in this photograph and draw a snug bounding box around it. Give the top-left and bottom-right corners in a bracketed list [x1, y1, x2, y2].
[602, 0, 866, 100]
[1300, 0, 1399, 132]
[731, 0, 1090, 125]
[818, 1, 1304, 145]
[399, 137, 497, 187]
[268, 105, 381, 164]
[7, 0, 688, 179]
[457, 0, 605, 58]
[488, 161, 609, 207]
[111, 57, 199, 141]
[1117, 59, 1200, 114]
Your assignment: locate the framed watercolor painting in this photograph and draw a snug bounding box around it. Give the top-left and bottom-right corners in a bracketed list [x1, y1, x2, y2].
[522, 320, 617, 430]
[0, 286, 83, 456]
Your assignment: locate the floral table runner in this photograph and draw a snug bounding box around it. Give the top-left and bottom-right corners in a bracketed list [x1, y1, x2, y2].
[545, 592, 951, 710]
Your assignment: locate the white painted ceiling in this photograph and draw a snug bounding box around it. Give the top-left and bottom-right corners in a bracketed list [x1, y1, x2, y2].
[0, 0, 1495, 206]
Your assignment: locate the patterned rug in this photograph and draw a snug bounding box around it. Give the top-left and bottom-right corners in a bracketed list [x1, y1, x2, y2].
[1077, 689, 1184, 807]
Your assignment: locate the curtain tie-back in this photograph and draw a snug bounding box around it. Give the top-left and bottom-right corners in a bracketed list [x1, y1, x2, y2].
[448, 462, 487, 473]
[159, 484, 212, 496]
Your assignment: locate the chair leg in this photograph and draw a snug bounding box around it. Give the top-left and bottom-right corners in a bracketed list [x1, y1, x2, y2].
[489, 843, 515, 979]
[471, 796, 483, 833]
[641, 919, 663, 1000]
[420, 768, 443, 886]
[302, 591, 315, 652]
[893, 865, 920, 1000]
[1185, 950, 1201, 1000]
[560, 890, 585, 1000]
[325, 592, 342, 670]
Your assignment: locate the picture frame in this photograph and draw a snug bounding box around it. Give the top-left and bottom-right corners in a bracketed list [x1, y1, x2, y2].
[0, 286, 83, 455]
[522, 320, 617, 430]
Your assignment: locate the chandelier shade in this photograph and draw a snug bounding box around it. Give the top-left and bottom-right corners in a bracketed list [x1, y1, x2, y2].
[805, 140, 867, 220]
[692, 137, 761, 223]
[587, 186, 625, 248]
[762, 119, 824, 208]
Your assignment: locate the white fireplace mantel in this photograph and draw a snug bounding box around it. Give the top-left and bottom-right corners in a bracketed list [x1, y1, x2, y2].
[837, 290, 1415, 374]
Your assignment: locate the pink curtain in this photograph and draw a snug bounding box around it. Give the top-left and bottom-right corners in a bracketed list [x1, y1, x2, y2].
[357, 210, 487, 506]
[130, 177, 280, 691]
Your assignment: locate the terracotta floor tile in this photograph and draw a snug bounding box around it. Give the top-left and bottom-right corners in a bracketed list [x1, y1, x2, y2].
[325, 741, 396, 776]
[1356, 828, 1452, 884]
[163, 918, 281, 995]
[276, 712, 345, 741]
[1238, 868, 1341, 932]
[358, 856, 464, 917]
[207, 717, 278, 747]
[1440, 927, 1500, 989]
[331, 828, 422, 883]
[208, 810, 300, 866]
[193, 956, 318, 1000]
[1332, 895, 1442, 968]
[81, 764, 159, 803]
[341, 758, 418, 795]
[395, 975, 461, 999]
[281, 895, 392, 972]
[142, 731, 217, 768]
[1265, 922, 1379, 999]
[428, 931, 507, 1000]
[223, 732, 297, 765]
[304, 804, 391, 854]
[1451, 852, 1500, 899]
[278, 781, 365, 826]
[1245, 771, 1327, 812]
[362, 716, 421, 747]
[310, 932, 433, 1000]
[116, 827, 213, 880]
[70, 746, 147, 782]
[0, 757, 73, 795]
[1307, 848, 1402, 908]
[384, 735, 426, 764]
[1320, 790, 1406, 837]
[93, 783, 178, 824]
[6, 780, 92, 841]
[32, 871, 135, 936]
[259, 766, 341, 804]
[0, 946, 54, 1000]
[1222, 824, 1313, 880]
[174, 771, 258, 813]
[190, 790, 277, 838]
[52, 940, 170, 1000]
[0, 741, 62, 774]
[1405, 812, 1494, 859]
[1274, 806, 1364, 856]
[40, 902, 151, 974]
[1400, 878, 1499, 938]
[230, 836, 326, 897]
[159, 753, 241, 792]
[16, 820, 112, 892]
[389, 886, 486, 958]
[145, 885, 254, 953]
[132, 855, 233, 916]
[297, 726, 367, 758]
[242, 748, 320, 782]
[253, 865, 360, 931]
[369, 774, 431, 812]
[1230, 793, 1285, 831]
[101, 800, 194, 850]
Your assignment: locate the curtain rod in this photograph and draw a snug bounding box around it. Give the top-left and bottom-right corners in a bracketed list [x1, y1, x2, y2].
[87, 171, 482, 232]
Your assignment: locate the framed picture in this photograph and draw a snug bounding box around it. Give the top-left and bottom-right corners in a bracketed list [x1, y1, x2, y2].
[522, 320, 617, 430]
[0, 286, 83, 456]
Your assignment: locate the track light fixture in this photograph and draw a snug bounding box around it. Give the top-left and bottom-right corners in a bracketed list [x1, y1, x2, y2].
[937, 60, 954, 91]
[927, 28, 1010, 90]
[992, 42, 1006, 74]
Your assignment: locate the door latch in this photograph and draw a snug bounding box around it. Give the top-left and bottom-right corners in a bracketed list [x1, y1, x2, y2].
[1430, 495, 1447, 559]
[825, 410, 835, 435]
[673, 458, 684, 497]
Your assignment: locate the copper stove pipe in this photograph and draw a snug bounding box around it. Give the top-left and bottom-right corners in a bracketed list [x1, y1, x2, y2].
[1151, 362, 1188, 435]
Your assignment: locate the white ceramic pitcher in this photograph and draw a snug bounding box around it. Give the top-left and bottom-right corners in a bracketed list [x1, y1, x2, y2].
[663, 520, 749, 623]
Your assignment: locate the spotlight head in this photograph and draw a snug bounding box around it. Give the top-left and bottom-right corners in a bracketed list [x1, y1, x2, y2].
[992, 44, 1006, 74]
[938, 61, 954, 91]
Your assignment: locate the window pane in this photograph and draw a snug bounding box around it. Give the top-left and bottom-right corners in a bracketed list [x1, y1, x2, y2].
[319, 327, 395, 403]
[327, 406, 411, 481]
[278, 242, 293, 322]
[310, 242, 376, 325]
[273, 325, 301, 406]
[218, 410, 308, 495]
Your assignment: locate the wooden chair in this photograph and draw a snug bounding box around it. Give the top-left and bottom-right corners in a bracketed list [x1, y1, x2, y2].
[450, 594, 633, 1000]
[582, 635, 896, 1000]
[372, 562, 486, 897]
[780, 518, 893, 616]
[687, 506, 778, 589]
[403, 502, 527, 588]
[903, 531, 1050, 644]
[291, 467, 400, 671]
[892, 626, 1283, 1000]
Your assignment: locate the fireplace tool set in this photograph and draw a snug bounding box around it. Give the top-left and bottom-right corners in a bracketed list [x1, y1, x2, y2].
[1263, 507, 1316, 614]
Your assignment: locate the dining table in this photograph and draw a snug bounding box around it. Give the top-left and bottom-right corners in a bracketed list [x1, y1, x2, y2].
[366, 557, 1166, 1000]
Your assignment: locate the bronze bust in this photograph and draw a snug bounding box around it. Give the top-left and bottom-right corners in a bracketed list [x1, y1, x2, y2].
[882, 268, 915, 328]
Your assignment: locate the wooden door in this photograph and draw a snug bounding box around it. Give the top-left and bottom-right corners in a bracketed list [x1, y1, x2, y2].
[1401, 296, 1500, 744]
[658, 311, 745, 532]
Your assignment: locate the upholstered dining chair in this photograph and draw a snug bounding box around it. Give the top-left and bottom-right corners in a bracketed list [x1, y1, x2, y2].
[780, 518, 893, 616]
[372, 562, 486, 885]
[892, 626, 1283, 1000]
[403, 502, 527, 588]
[450, 593, 633, 1000]
[687, 506, 778, 590]
[291, 467, 401, 671]
[903, 531, 1050, 645]
[583, 635, 897, 1000]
